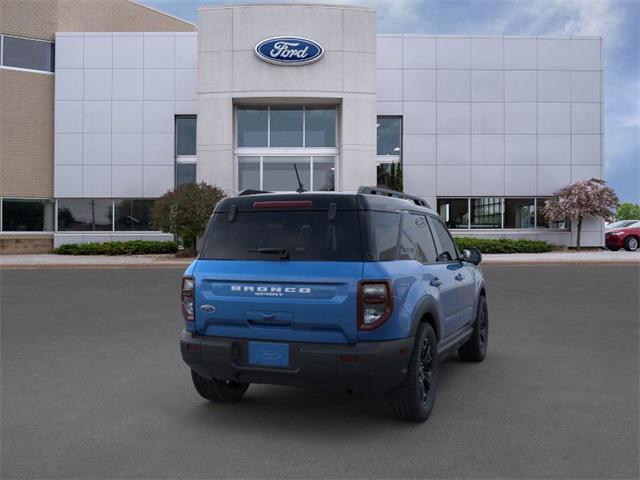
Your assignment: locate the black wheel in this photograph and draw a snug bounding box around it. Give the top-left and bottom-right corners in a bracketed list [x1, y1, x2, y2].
[190, 370, 249, 402]
[624, 236, 639, 252]
[458, 295, 488, 362]
[386, 323, 437, 422]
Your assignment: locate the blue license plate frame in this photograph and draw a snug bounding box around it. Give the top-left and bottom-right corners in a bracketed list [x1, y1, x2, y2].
[248, 341, 290, 368]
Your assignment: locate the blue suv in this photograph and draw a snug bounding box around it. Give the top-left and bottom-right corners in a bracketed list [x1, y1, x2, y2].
[180, 187, 488, 422]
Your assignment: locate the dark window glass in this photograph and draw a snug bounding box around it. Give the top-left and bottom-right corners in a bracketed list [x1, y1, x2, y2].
[238, 157, 260, 191]
[2, 199, 53, 231]
[367, 211, 400, 261]
[312, 157, 335, 191]
[237, 107, 268, 147]
[412, 214, 438, 263]
[114, 199, 155, 231]
[429, 217, 458, 262]
[504, 198, 535, 228]
[377, 161, 403, 191]
[57, 199, 112, 231]
[397, 212, 419, 261]
[262, 156, 310, 191]
[270, 107, 303, 147]
[536, 197, 569, 229]
[471, 197, 502, 229]
[377, 117, 401, 156]
[201, 211, 362, 261]
[176, 163, 196, 186]
[2, 35, 54, 72]
[175, 116, 196, 155]
[437, 198, 469, 229]
[305, 107, 336, 147]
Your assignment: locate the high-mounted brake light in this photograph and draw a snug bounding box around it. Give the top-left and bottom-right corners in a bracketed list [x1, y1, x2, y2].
[181, 276, 195, 322]
[253, 200, 313, 209]
[357, 281, 393, 330]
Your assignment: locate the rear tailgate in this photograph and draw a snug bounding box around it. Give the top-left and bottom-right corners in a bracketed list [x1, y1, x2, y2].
[194, 260, 362, 344]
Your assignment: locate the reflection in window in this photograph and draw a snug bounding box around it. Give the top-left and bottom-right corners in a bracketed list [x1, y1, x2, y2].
[1, 35, 54, 72]
[269, 107, 303, 147]
[504, 198, 535, 228]
[312, 157, 335, 191]
[305, 108, 336, 147]
[175, 116, 196, 156]
[237, 107, 268, 147]
[238, 157, 260, 191]
[437, 198, 469, 229]
[57, 199, 112, 231]
[377, 161, 403, 191]
[536, 198, 569, 229]
[471, 197, 502, 229]
[114, 199, 155, 231]
[176, 163, 196, 187]
[377, 117, 401, 156]
[2, 199, 54, 231]
[262, 156, 310, 191]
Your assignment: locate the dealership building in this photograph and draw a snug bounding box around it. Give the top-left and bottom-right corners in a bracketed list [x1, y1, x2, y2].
[0, 1, 604, 252]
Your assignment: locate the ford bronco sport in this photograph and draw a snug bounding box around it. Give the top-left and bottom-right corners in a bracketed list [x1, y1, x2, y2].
[180, 187, 487, 422]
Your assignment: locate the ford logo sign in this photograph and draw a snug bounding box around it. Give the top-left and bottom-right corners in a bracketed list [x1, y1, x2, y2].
[255, 36, 324, 66]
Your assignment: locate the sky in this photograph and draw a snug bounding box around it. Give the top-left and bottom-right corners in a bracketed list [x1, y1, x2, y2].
[140, 0, 639, 203]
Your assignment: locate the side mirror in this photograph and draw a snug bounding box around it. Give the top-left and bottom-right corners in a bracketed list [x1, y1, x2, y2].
[462, 247, 482, 265]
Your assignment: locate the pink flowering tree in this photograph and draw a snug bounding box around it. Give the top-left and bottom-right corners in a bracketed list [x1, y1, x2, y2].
[543, 178, 619, 250]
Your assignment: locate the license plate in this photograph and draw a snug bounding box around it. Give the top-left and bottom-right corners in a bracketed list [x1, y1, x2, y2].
[248, 342, 289, 368]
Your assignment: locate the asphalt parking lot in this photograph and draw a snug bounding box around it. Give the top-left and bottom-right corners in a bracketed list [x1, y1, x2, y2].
[1, 265, 638, 479]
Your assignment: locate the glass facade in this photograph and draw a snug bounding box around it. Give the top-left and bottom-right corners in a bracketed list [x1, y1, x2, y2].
[114, 199, 155, 231]
[1, 199, 54, 231]
[57, 199, 112, 231]
[437, 197, 569, 229]
[1, 35, 54, 72]
[376, 117, 403, 191]
[175, 115, 197, 186]
[239, 156, 335, 192]
[270, 107, 304, 147]
[305, 107, 337, 148]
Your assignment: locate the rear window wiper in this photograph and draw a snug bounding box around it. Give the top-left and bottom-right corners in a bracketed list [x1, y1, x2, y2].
[248, 247, 290, 259]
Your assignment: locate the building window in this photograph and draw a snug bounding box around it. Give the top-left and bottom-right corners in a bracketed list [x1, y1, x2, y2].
[114, 199, 155, 231]
[471, 197, 502, 229]
[437, 198, 469, 229]
[536, 198, 569, 229]
[376, 117, 402, 190]
[236, 106, 336, 148]
[57, 199, 112, 231]
[504, 198, 535, 229]
[1, 198, 54, 231]
[1, 35, 54, 73]
[175, 115, 196, 186]
[238, 156, 335, 192]
[235, 106, 337, 192]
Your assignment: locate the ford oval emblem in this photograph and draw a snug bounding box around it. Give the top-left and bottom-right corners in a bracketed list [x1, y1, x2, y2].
[255, 36, 324, 66]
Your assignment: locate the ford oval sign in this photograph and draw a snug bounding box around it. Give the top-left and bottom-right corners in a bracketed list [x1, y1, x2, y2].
[255, 37, 324, 66]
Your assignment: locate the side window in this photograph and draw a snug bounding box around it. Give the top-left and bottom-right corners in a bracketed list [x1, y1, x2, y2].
[398, 212, 418, 261]
[368, 211, 401, 261]
[429, 217, 458, 262]
[413, 214, 438, 263]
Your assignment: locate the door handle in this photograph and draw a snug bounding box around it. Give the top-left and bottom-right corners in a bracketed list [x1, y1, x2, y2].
[430, 277, 442, 287]
[455, 273, 465, 281]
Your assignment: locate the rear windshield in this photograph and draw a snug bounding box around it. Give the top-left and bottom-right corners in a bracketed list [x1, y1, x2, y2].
[201, 210, 363, 261]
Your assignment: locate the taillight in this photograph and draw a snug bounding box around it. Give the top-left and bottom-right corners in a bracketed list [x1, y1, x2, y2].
[358, 281, 393, 330]
[181, 276, 195, 321]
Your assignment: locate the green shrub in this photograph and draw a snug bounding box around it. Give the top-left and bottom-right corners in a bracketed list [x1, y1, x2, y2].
[54, 240, 178, 256]
[454, 237, 553, 254]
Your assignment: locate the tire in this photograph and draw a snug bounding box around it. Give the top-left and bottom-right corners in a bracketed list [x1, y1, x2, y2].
[458, 295, 488, 362]
[386, 323, 438, 423]
[624, 236, 639, 252]
[190, 370, 249, 402]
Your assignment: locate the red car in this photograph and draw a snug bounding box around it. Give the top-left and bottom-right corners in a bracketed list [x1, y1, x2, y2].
[605, 221, 640, 251]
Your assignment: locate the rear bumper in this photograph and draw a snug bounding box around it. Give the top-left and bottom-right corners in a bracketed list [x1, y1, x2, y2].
[180, 330, 413, 393]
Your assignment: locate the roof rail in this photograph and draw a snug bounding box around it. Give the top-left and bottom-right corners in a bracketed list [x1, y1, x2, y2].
[357, 186, 431, 208]
[238, 189, 272, 196]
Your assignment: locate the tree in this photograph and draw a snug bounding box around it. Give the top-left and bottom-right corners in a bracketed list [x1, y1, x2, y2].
[152, 182, 226, 253]
[616, 202, 640, 220]
[543, 178, 619, 250]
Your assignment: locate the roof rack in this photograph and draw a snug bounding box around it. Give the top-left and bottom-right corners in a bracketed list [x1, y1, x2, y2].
[357, 186, 431, 208]
[238, 189, 272, 196]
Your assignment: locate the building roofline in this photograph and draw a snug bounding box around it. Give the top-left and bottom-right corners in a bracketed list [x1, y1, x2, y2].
[198, 2, 374, 12]
[129, 0, 198, 29]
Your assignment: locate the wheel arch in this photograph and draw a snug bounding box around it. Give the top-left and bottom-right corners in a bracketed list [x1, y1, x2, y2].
[410, 299, 442, 342]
